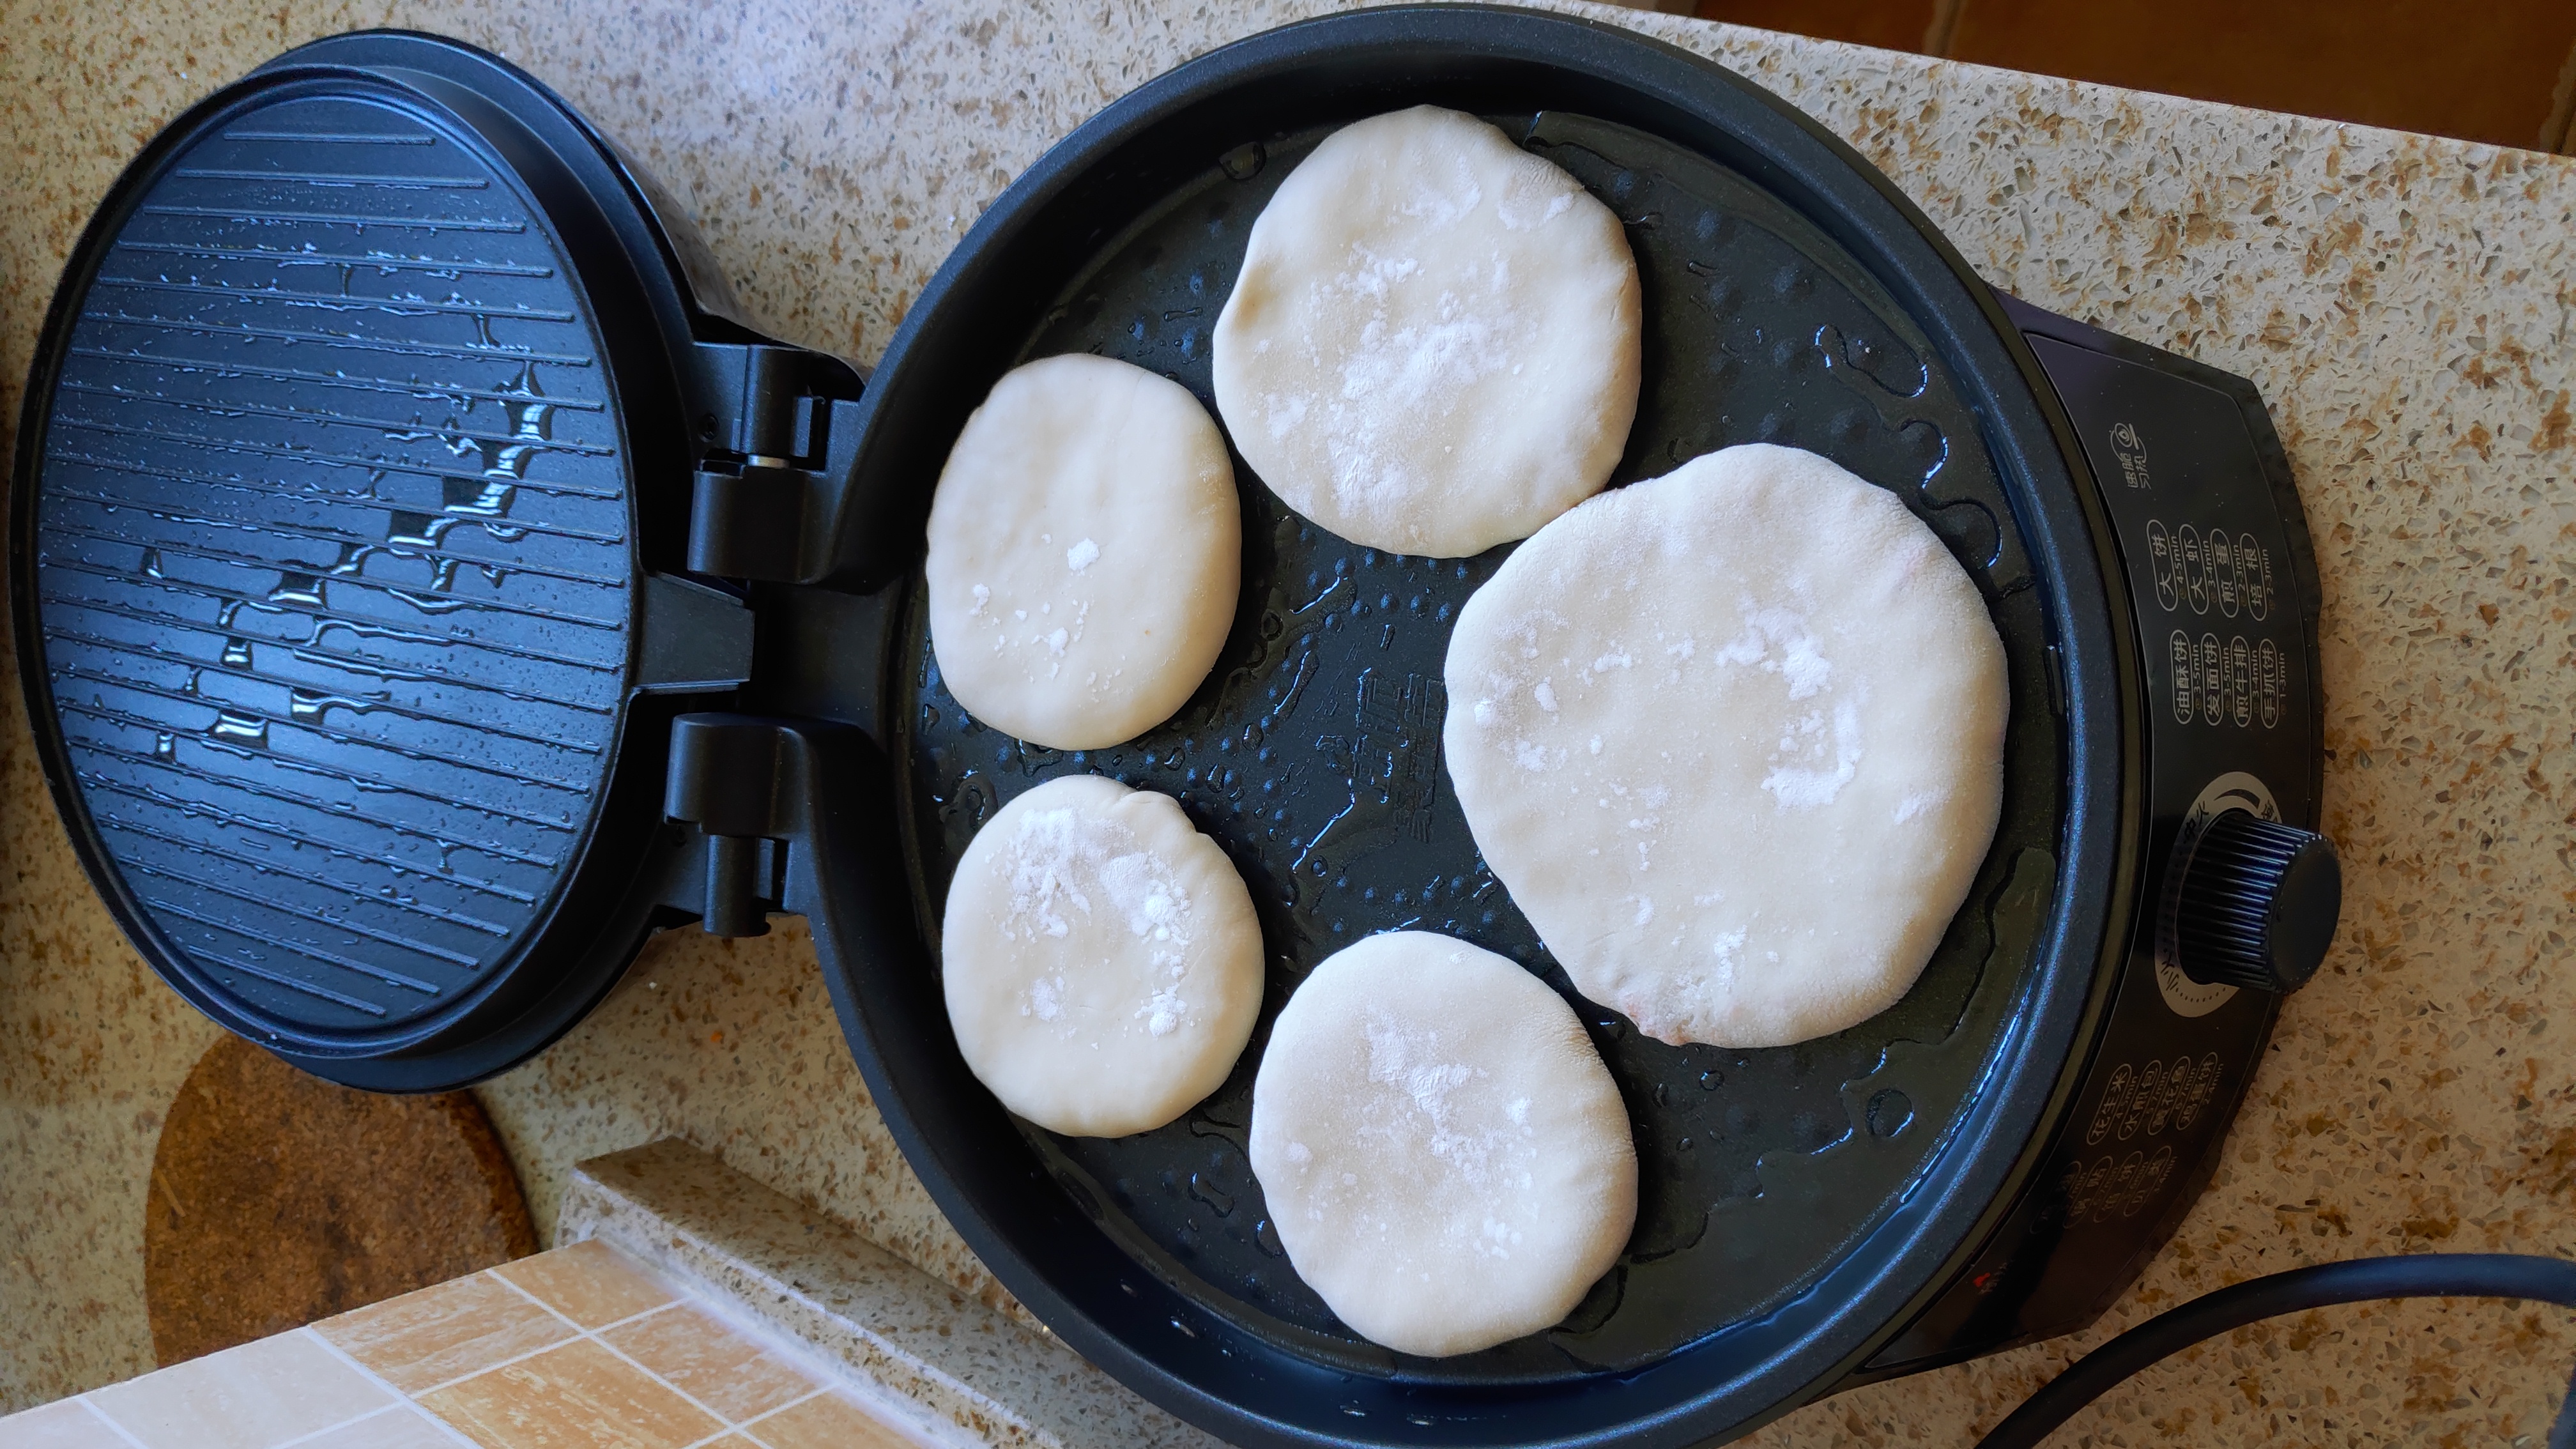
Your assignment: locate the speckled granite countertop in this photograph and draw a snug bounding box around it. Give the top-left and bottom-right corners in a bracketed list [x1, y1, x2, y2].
[3, 1, 2572, 1442]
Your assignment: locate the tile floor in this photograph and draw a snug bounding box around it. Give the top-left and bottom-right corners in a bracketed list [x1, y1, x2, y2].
[0, 1241, 923, 1449]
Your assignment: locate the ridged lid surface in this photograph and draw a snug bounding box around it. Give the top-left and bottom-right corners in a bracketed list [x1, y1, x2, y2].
[30, 86, 634, 1038]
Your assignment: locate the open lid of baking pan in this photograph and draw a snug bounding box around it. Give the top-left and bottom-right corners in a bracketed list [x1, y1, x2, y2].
[8, 30, 862, 1090]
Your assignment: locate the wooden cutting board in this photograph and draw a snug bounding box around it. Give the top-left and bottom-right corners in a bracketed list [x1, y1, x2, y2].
[145, 1034, 537, 1366]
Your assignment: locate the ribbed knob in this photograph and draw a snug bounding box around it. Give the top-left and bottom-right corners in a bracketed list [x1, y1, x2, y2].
[2175, 811, 2342, 993]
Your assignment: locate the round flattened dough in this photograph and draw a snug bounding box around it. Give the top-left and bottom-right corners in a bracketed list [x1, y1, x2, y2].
[942, 774, 1264, 1137]
[926, 354, 1241, 751]
[1248, 931, 1637, 1357]
[1212, 105, 1641, 558]
[1443, 444, 2009, 1048]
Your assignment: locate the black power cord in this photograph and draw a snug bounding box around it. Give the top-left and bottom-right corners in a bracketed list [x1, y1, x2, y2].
[1975, 1254, 2576, 1449]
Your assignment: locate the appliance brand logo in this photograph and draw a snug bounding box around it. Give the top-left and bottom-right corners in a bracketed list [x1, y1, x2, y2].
[2108, 420, 2152, 489]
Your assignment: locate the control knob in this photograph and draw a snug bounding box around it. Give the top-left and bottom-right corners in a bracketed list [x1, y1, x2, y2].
[2174, 810, 2341, 993]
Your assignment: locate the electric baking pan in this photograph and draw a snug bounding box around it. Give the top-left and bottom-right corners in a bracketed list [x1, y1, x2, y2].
[11, 10, 2343, 1445]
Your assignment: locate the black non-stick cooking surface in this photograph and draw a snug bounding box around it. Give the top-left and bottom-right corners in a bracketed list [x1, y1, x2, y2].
[785, 10, 2133, 1443]
[892, 106, 2066, 1381]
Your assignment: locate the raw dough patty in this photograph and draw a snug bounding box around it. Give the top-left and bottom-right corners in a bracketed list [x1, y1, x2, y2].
[1443, 445, 2009, 1048]
[926, 353, 1240, 751]
[942, 774, 1264, 1138]
[1212, 105, 1640, 558]
[1248, 931, 1637, 1357]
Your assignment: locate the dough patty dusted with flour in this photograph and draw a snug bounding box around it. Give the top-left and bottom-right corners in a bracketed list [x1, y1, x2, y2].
[1213, 106, 1640, 558]
[926, 354, 1239, 751]
[1248, 931, 1637, 1357]
[942, 774, 1264, 1138]
[1443, 445, 2009, 1048]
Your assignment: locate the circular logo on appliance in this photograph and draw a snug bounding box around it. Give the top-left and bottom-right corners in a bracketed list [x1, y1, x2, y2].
[2155, 772, 2279, 1017]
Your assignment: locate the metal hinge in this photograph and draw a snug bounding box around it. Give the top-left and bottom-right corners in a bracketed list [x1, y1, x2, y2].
[659, 714, 878, 940]
[662, 713, 801, 937]
[686, 341, 864, 584]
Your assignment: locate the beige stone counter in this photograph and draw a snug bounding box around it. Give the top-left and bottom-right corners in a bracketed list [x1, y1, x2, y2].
[3, 0, 2571, 1442]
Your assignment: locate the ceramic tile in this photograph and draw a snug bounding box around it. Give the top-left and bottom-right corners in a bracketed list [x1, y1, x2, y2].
[418, 1340, 721, 1449]
[0, 1400, 133, 1449]
[739, 1393, 921, 1449]
[596, 1306, 818, 1425]
[293, 1407, 470, 1449]
[560, 1142, 1217, 1449]
[489, 1243, 673, 1332]
[84, 1331, 391, 1449]
[312, 1275, 574, 1396]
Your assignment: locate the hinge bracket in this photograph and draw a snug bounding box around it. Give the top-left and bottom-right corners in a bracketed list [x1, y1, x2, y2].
[685, 341, 863, 584]
[663, 713, 802, 937]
